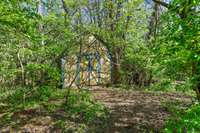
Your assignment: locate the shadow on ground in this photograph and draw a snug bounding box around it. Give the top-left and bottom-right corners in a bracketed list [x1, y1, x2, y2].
[91, 87, 192, 133]
[0, 87, 192, 133]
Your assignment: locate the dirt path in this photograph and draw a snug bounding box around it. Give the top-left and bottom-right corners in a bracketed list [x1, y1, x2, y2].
[91, 87, 192, 133]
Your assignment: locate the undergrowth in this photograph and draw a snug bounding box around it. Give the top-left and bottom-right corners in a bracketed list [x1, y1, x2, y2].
[164, 103, 200, 132]
[0, 86, 108, 132]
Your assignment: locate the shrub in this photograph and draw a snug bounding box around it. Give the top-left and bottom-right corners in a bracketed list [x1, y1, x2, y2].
[165, 104, 200, 132]
[64, 89, 108, 123]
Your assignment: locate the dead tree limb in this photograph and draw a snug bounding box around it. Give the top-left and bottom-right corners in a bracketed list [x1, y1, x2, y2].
[152, 0, 169, 8]
[61, 0, 69, 14]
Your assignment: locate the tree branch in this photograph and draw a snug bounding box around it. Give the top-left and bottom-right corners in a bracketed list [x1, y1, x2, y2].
[61, 0, 69, 14]
[152, 0, 169, 8]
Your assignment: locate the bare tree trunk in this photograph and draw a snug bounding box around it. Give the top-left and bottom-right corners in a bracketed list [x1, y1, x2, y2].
[17, 50, 25, 86]
[111, 47, 121, 84]
[108, 0, 121, 84]
[38, 0, 45, 45]
[147, 2, 160, 41]
[192, 62, 200, 101]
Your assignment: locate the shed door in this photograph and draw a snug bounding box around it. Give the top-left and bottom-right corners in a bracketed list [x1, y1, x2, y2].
[76, 53, 101, 86]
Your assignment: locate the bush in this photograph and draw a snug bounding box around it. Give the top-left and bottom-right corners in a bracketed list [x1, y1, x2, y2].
[165, 104, 200, 132]
[148, 79, 172, 91]
[1, 86, 58, 110]
[64, 89, 108, 123]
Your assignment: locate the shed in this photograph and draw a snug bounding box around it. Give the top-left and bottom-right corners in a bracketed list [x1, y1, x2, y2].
[62, 35, 112, 87]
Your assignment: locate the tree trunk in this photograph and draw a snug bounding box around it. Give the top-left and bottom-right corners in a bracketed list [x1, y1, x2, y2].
[196, 85, 200, 101]
[192, 62, 200, 101]
[111, 47, 121, 84]
[17, 51, 25, 86]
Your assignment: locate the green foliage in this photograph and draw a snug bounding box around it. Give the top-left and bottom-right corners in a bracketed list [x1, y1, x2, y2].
[64, 89, 108, 123]
[121, 44, 153, 86]
[0, 86, 69, 113]
[154, 0, 200, 89]
[165, 104, 200, 132]
[149, 79, 172, 91]
[0, 0, 199, 131]
[54, 119, 87, 133]
[0, 0, 75, 87]
[2, 86, 56, 110]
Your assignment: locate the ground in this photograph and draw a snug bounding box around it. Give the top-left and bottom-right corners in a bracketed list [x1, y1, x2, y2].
[91, 87, 192, 132]
[0, 87, 192, 133]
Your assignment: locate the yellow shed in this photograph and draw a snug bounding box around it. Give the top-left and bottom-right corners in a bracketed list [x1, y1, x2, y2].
[62, 35, 112, 87]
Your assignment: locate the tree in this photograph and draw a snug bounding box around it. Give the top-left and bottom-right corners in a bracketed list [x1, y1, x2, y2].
[61, 0, 145, 84]
[154, 0, 200, 100]
[0, 0, 74, 87]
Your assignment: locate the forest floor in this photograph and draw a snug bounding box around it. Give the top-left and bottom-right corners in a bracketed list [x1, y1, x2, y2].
[0, 86, 193, 133]
[91, 86, 193, 132]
